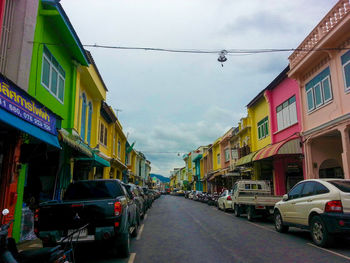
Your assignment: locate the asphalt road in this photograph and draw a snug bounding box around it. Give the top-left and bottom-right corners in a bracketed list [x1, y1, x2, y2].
[76, 195, 350, 263]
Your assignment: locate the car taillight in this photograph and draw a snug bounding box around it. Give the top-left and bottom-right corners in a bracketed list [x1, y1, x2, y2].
[227, 196, 232, 201]
[34, 208, 39, 222]
[114, 202, 122, 216]
[325, 200, 343, 213]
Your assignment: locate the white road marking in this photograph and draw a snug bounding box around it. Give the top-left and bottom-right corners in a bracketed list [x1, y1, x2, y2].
[247, 221, 277, 234]
[136, 224, 144, 240]
[307, 243, 350, 260]
[128, 253, 136, 263]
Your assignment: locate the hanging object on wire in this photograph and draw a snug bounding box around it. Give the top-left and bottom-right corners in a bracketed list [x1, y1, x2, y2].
[218, 50, 227, 67]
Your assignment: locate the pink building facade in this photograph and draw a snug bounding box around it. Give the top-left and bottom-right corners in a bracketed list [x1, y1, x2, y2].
[265, 66, 304, 195]
[288, 0, 350, 180]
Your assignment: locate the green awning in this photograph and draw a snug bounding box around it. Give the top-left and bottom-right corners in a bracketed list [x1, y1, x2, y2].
[235, 151, 257, 166]
[58, 129, 92, 157]
[75, 153, 110, 167]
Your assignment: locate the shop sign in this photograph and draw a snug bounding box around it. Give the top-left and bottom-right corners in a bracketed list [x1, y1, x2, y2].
[0, 77, 57, 135]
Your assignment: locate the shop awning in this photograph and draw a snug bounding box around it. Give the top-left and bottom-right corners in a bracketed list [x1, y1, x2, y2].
[110, 158, 127, 170]
[235, 151, 257, 166]
[75, 153, 110, 167]
[0, 107, 60, 148]
[58, 129, 92, 157]
[253, 138, 302, 161]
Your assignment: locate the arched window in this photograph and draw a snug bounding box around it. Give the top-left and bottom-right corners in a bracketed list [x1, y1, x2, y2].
[81, 93, 87, 140]
[87, 101, 93, 145]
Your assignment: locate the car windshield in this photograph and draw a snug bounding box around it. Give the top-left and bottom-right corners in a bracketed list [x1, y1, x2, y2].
[63, 181, 123, 200]
[328, 180, 350, 193]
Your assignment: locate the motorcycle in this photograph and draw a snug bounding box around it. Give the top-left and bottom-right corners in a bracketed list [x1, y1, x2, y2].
[0, 209, 67, 263]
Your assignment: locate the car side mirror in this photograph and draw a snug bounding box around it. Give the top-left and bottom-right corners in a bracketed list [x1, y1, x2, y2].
[282, 194, 288, 201]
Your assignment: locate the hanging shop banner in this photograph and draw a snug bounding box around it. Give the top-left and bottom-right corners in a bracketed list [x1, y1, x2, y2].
[0, 76, 57, 135]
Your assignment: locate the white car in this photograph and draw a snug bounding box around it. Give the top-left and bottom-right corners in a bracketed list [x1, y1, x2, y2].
[217, 190, 233, 212]
[274, 179, 350, 247]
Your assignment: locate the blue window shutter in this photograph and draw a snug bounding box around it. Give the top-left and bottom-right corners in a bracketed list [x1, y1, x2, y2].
[87, 102, 93, 145]
[341, 50, 350, 65]
[81, 94, 87, 140]
[305, 67, 330, 91]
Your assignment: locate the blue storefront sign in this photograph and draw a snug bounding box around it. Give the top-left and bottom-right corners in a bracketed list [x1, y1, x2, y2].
[0, 76, 57, 135]
[0, 75, 60, 148]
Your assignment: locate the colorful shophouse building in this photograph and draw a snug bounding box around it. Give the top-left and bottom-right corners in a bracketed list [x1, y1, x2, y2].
[288, 0, 350, 180]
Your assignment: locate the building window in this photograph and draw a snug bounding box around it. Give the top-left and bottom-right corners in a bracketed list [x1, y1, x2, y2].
[257, 117, 269, 140]
[305, 67, 332, 112]
[217, 153, 220, 165]
[276, 95, 297, 131]
[224, 148, 230, 162]
[99, 122, 107, 146]
[87, 102, 92, 145]
[118, 140, 121, 158]
[113, 134, 116, 155]
[80, 93, 87, 140]
[341, 50, 350, 92]
[41, 46, 65, 103]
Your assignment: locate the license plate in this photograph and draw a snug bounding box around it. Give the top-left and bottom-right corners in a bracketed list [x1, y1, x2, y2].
[68, 228, 88, 238]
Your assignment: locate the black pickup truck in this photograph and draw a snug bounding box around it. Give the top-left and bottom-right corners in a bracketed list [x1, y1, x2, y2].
[35, 179, 140, 257]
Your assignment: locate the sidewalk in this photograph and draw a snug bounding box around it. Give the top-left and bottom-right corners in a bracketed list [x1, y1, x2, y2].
[17, 239, 42, 252]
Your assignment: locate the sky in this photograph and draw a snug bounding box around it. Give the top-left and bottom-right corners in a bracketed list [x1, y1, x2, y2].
[61, 0, 338, 177]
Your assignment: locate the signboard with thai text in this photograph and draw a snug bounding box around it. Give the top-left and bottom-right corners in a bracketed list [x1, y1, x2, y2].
[0, 76, 57, 135]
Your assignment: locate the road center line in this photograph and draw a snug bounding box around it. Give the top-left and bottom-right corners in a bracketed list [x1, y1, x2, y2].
[247, 221, 276, 234]
[307, 243, 350, 260]
[128, 253, 136, 263]
[136, 224, 144, 240]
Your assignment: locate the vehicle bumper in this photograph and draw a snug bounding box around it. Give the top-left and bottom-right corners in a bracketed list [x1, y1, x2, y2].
[320, 213, 350, 234]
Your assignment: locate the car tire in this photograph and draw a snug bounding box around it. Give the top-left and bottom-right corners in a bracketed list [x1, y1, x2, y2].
[310, 216, 334, 247]
[247, 206, 254, 221]
[131, 222, 139, 238]
[234, 204, 240, 217]
[223, 204, 227, 212]
[113, 231, 130, 258]
[274, 210, 289, 233]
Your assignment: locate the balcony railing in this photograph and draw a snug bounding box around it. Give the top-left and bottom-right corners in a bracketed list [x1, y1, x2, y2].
[289, 0, 350, 69]
[238, 145, 251, 159]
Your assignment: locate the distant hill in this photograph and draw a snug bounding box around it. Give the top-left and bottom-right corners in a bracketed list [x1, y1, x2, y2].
[150, 173, 170, 183]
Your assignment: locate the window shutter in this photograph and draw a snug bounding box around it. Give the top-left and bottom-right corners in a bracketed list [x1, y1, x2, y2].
[290, 102, 297, 125]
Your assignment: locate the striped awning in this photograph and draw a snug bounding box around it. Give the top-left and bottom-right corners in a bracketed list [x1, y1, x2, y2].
[253, 138, 302, 161]
[235, 151, 257, 166]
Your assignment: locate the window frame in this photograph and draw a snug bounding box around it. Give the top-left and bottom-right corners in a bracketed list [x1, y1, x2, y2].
[217, 153, 220, 165]
[305, 67, 333, 113]
[257, 117, 269, 140]
[341, 50, 350, 92]
[99, 122, 108, 147]
[41, 47, 65, 103]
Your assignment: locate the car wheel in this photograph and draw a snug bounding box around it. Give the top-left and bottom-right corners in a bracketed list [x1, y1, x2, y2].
[113, 231, 130, 258]
[223, 204, 227, 212]
[234, 204, 240, 217]
[310, 216, 334, 247]
[274, 210, 289, 233]
[247, 206, 254, 221]
[131, 222, 139, 238]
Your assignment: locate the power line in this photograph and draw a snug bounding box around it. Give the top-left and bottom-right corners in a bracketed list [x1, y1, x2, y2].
[83, 44, 350, 54]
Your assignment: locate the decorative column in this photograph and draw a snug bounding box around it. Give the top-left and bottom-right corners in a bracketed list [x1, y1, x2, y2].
[304, 139, 315, 179]
[339, 124, 350, 179]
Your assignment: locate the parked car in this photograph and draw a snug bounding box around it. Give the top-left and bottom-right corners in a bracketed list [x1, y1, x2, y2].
[142, 187, 153, 208]
[35, 179, 139, 258]
[274, 179, 350, 247]
[137, 186, 150, 211]
[124, 183, 145, 219]
[217, 190, 233, 212]
[232, 180, 282, 221]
